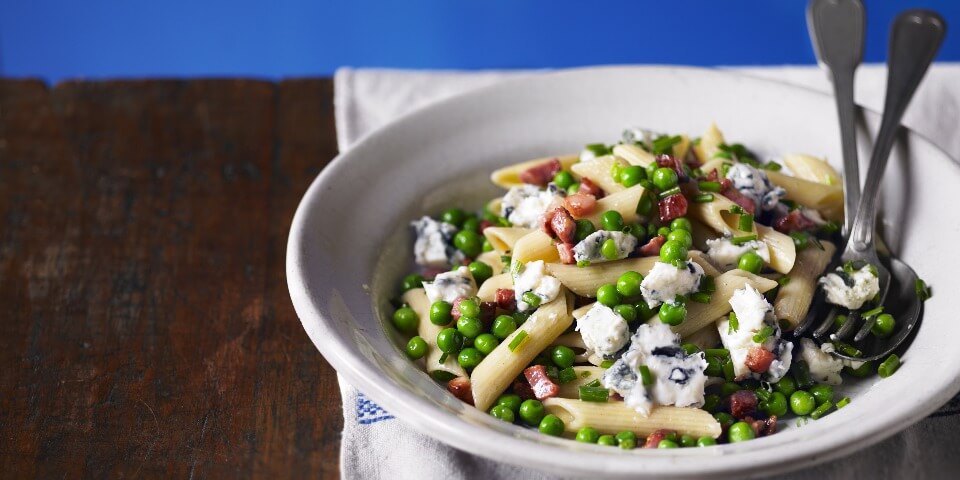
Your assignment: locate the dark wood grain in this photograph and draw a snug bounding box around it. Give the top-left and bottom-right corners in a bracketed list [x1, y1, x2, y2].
[0, 78, 342, 478]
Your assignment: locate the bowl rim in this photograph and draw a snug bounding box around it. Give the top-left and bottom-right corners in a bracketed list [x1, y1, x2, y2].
[287, 65, 960, 478]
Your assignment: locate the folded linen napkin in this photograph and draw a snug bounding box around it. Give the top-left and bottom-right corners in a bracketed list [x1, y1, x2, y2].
[333, 65, 960, 480]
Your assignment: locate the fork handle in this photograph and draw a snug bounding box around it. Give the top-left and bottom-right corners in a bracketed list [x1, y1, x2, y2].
[849, 10, 946, 252]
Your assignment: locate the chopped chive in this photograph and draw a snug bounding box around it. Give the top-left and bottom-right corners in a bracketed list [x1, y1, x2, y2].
[778, 276, 791, 286]
[586, 143, 611, 156]
[658, 186, 681, 199]
[700, 275, 716, 294]
[501, 255, 512, 265]
[705, 348, 731, 358]
[690, 168, 704, 178]
[681, 343, 700, 355]
[558, 367, 577, 384]
[793, 360, 814, 389]
[818, 221, 840, 234]
[639, 365, 654, 385]
[878, 354, 900, 378]
[738, 213, 754, 232]
[610, 163, 623, 181]
[761, 161, 782, 171]
[715, 151, 733, 160]
[600, 359, 614, 368]
[731, 234, 758, 246]
[836, 397, 851, 409]
[754, 388, 771, 402]
[752, 325, 774, 343]
[584, 379, 601, 388]
[693, 193, 715, 203]
[698, 181, 722, 192]
[579, 386, 609, 402]
[508, 330, 528, 351]
[862, 306, 884, 319]
[789, 232, 809, 250]
[577, 260, 591, 268]
[728, 204, 746, 215]
[652, 135, 682, 155]
[728, 312, 740, 333]
[438, 352, 448, 363]
[833, 314, 848, 330]
[722, 359, 736, 381]
[833, 340, 862, 357]
[690, 292, 712, 304]
[810, 401, 833, 420]
[916, 279, 932, 301]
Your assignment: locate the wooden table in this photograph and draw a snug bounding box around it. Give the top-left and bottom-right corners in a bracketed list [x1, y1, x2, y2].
[0, 79, 343, 478]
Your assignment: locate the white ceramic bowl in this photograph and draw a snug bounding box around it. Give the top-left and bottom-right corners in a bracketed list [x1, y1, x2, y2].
[287, 66, 960, 478]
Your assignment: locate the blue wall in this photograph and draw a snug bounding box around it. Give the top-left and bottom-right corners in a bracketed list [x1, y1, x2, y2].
[1, 0, 957, 82]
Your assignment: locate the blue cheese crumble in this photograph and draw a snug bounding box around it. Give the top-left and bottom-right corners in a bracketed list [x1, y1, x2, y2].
[512, 260, 561, 312]
[500, 183, 564, 228]
[572, 230, 638, 263]
[575, 303, 629, 357]
[716, 285, 792, 382]
[411, 216, 462, 268]
[602, 323, 708, 416]
[423, 266, 477, 304]
[705, 237, 770, 270]
[800, 338, 844, 385]
[819, 265, 880, 310]
[639, 260, 704, 308]
[725, 163, 786, 211]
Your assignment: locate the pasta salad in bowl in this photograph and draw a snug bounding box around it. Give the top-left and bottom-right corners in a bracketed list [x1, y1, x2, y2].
[287, 66, 958, 478]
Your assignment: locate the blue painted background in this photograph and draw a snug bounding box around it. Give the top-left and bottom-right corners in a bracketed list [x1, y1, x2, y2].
[1, 0, 956, 82]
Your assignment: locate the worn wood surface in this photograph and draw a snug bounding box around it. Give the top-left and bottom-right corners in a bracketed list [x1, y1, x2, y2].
[0, 78, 342, 478]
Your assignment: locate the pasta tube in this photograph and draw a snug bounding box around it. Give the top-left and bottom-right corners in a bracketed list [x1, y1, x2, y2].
[476, 273, 513, 302]
[555, 366, 607, 399]
[484, 227, 534, 254]
[544, 398, 722, 438]
[693, 123, 725, 163]
[612, 144, 656, 167]
[580, 184, 646, 226]
[659, 269, 779, 338]
[765, 170, 843, 221]
[570, 155, 628, 194]
[511, 230, 560, 264]
[775, 241, 837, 327]
[782, 153, 840, 186]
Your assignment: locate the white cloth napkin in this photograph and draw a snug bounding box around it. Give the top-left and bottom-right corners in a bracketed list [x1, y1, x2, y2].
[333, 65, 960, 480]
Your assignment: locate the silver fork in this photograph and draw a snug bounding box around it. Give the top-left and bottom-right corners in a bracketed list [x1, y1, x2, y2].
[796, 10, 946, 347]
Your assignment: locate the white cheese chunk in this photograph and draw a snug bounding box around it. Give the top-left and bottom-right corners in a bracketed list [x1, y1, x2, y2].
[717, 285, 793, 382]
[575, 303, 629, 357]
[512, 260, 561, 312]
[572, 230, 638, 263]
[621, 126, 657, 149]
[819, 265, 880, 310]
[639, 260, 704, 308]
[725, 163, 786, 211]
[500, 184, 564, 228]
[705, 237, 770, 270]
[423, 266, 477, 304]
[800, 338, 844, 385]
[602, 323, 708, 416]
[410, 216, 461, 267]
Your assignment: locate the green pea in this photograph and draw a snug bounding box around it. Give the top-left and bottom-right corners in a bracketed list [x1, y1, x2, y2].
[720, 381, 740, 396]
[457, 298, 480, 318]
[519, 399, 546, 426]
[453, 230, 484, 257]
[458, 348, 484, 369]
[436, 328, 463, 354]
[457, 316, 484, 339]
[405, 336, 428, 360]
[871, 313, 896, 338]
[474, 333, 499, 355]
[441, 208, 467, 227]
[658, 302, 686, 326]
[489, 404, 515, 423]
[600, 210, 624, 231]
[468, 261, 493, 285]
[616, 431, 637, 450]
[702, 394, 720, 413]
[462, 217, 481, 233]
[574, 219, 596, 242]
[790, 390, 816, 416]
[670, 217, 692, 232]
[538, 414, 565, 436]
[496, 394, 523, 413]
[614, 304, 637, 323]
[696, 436, 717, 447]
[771, 379, 794, 400]
[596, 284, 622, 307]
[482, 238, 493, 252]
[553, 170, 575, 189]
[429, 301, 453, 326]
[616, 271, 643, 297]
[763, 391, 788, 417]
[576, 427, 600, 443]
[392, 307, 418, 334]
[551, 345, 576, 369]
[401, 274, 424, 292]
[737, 251, 764, 274]
[634, 301, 654, 321]
[567, 183, 580, 194]
[652, 167, 679, 190]
[658, 439, 679, 448]
[659, 239, 688, 263]
[728, 422, 756, 443]
[713, 412, 734, 430]
[619, 165, 646, 187]
[809, 384, 834, 405]
[657, 226, 672, 237]
[492, 315, 518, 339]
[680, 434, 697, 448]
[597, 435, 617, 446]
[666, 228, 693, 249]
[599, 238, 619, 260]
[520, 291, 541, 309]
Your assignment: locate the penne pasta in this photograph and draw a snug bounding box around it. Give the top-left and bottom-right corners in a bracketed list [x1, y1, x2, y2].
[491, 154, 579, 189]
[402, 288, 467, 380]
[782, 153, 840, 186]
[766, 170, 843, 221]
[673, 134, 692, 161]
[684, 323, 722, 351]
[612, 144, 656, 167]
[511, 230, 560, 265]
[580, 184, 646, 225]
[570, 155, 628, 194]
[657, 269, 779, 338]
[555, 366, 608, 399]
[475, 250, 506, 275]
[693, 123, 725, 163]
[476, 272, 513, 302]
[544, 398, 722, 438]
[775, 241, 837, 327]
[471, 290, 574, 411]
[548, 253, 720, 298]
[484, 227, 534, 254]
